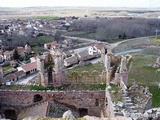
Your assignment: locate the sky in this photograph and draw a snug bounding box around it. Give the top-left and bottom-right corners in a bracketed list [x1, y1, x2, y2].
[0, 0, 160, 8]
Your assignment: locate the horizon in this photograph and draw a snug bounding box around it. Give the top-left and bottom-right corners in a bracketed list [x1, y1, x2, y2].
[0, 0, 160, 8]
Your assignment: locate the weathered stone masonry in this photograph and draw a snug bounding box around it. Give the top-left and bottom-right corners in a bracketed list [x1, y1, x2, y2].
[0, 90, 105, 117]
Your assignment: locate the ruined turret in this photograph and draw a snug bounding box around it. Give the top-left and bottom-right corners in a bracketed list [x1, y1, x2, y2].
[54, 55, 64, 74]
[105, 55, 111, 70]
[119, 56, 127, 73]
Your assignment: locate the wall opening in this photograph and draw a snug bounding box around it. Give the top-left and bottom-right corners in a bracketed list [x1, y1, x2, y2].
[95, 99, 99, 106]
[79, 108, 88, 117]
[33, 94, 43, 102]
[48, 66, 53, 86]
[4, 110, 17, 120]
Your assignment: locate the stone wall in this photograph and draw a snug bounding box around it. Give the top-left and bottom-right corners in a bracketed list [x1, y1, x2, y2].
[128, 85, 152, 113]
[0, 90, 105, 117]
[63, 70, 106, 85]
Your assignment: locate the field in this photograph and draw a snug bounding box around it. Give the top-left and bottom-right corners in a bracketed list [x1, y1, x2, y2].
[1, 7, 160, 19]
[150, 37, 160, 44]
[128, 52, 160, 108]
[67, 62, 105, 74]
[34, 16, 57, 20]
[30, 36, 54, 47]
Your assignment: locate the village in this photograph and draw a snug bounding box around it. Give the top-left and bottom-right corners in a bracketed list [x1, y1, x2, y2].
[0, 8, 160, 120]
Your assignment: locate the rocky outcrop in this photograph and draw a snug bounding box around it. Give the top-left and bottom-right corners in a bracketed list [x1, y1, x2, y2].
[62, 110, 76, 120]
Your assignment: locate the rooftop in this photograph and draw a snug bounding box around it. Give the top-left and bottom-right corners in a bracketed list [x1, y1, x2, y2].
[21, 62, 37, 72]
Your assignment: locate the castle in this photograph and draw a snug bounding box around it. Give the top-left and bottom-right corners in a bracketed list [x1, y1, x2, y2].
[36, 51, 132, 88]
[0, 52, 155, 120]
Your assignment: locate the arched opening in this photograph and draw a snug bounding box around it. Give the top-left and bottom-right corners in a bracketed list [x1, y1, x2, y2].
[48, 66, 53, 86]
[79, 108, 88, 117]
[33, 94, 43, 102]
[4, 110, 17, 120]
[95, 99, 99, 106]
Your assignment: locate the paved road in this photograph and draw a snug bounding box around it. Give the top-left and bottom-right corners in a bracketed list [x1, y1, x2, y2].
[14, 72, 38, 85]
[63, 35, 155, 50]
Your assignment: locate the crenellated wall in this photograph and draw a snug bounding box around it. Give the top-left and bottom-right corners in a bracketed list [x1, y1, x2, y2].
[64, 70, 107, 85]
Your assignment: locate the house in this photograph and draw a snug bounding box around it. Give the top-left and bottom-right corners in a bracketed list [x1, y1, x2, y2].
[94, 43, 105, 53]
[4, 70, 25, 82]
[88, 43, 105, 55]
[77, 50, 99, 61]
[0, 52, 4, 63]
[63, 39, 72, 45]
[64, 55, 78, 67]
[16, 47, 26, 57]
[16, 44, 31, 57]
[44, 41, 60, 50]
[88, 43, 106, 62]
[3, 51, 13, 61]
[63, 51, 72, 58]
[17, 62, 37, 75]
[30, 57, 37, 63]
[14, 70, 26, 79]
[4, 74, 16, 82]
[10, 60, 17, 67]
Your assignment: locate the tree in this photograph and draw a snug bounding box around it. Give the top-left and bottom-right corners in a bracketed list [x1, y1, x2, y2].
[122, 33, 127, 39]
[55, 31, 62, 42]
[24, 54, 29, 61]
[13, 49, 19, 61]
[118, 34, 122, 39]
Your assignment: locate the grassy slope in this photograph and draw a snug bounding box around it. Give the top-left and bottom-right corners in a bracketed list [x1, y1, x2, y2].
[67, 62, 105, 74]
[128, 52, 160, 108]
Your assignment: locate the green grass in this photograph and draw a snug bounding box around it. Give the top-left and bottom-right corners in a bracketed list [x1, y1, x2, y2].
[67, 63, 105, 74]
[128, 53, 159, 85]
[63, 84, 106, 90]
[35, 16, 58, 20]
[150, 37, 160, 44]
[109, 83, 122, 102]
[30, 36, 54, 47]
[31, 47, 47, 55]
[30, 85, 64, 91]
[148, 85, 160, 108]
[2, 65, 13, 71]
[128, 52, 160, 108]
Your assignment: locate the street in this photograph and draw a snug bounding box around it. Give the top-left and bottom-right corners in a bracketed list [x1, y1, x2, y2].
[13, 72, 39, 85]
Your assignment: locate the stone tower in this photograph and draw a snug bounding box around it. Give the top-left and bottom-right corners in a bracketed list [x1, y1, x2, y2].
[119, 56, 127, 73]
[104, 54, 112, 83]
[36, 57, 47, 87]
[54, 55, 64, 74]
[118, 55, 132, 85]
[105, 55, 111, 69]
[48, 66, 54, 87]
[37, 57, 45, 73]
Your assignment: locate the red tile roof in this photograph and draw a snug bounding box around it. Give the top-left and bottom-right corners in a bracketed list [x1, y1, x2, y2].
[94, 43, 105, 50]
[51, 41, 57, 46]
[3, 51, 13, 56]
[21, 62, 37, 72]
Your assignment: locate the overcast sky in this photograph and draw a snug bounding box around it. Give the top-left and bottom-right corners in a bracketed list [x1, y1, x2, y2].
[0, 0, 160, 8]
